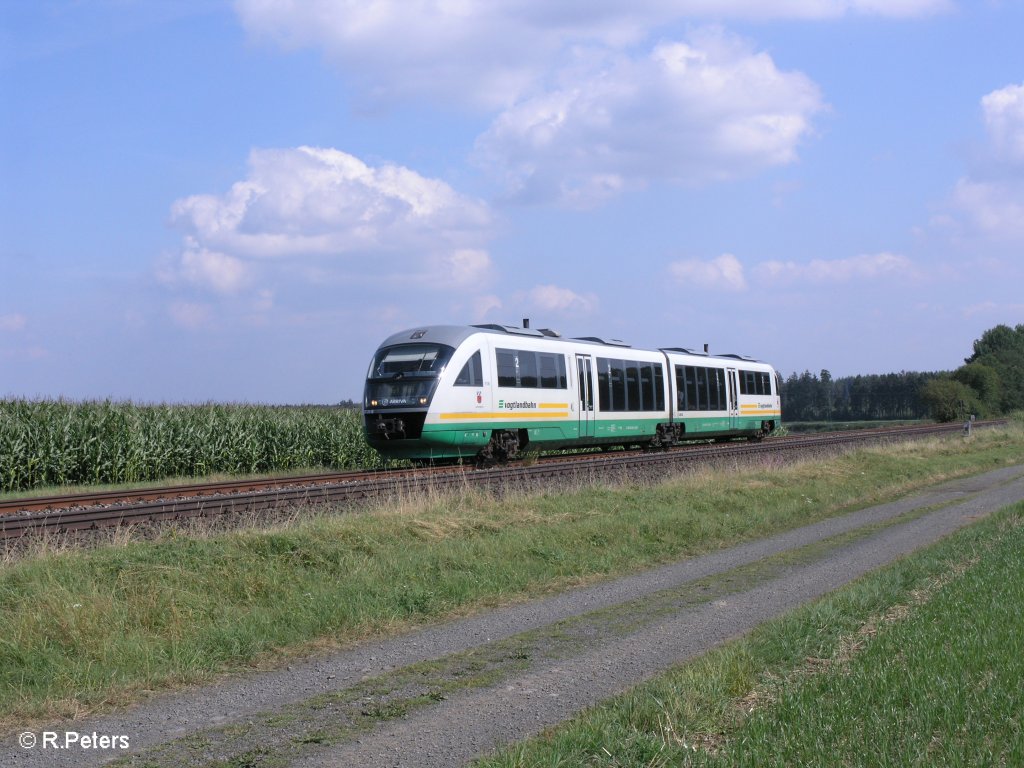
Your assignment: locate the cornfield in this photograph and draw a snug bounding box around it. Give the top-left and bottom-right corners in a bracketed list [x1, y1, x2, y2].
[0, 399, 385, 493]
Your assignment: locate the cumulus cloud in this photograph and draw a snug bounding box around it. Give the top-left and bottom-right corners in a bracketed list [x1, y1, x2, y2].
[945, 82, 1024, 241]
[755, 252, 915, 283]
[669, 253, 748, 291]
[175, 243, 249, 294]
[172, 146, 492, 258]
[527, 284, 598, 314]
[951, 178, 1024, 240]
[166, 146, 495, 291]
[981, 82, 1024, 165]
[235, 1, 947, 108]
[436, 249, 494, 288]
[476, 30, 823, 205]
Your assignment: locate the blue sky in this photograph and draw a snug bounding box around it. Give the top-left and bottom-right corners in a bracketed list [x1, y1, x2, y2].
[2, 0, 1023, 403]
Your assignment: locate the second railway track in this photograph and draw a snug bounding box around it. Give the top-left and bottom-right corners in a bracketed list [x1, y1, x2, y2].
[1, 421, 997, 541]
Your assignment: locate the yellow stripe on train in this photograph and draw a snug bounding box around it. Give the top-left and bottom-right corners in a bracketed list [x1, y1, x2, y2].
[439, 411, 570, 420]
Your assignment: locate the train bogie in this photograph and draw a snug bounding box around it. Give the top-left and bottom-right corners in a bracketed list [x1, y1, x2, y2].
[363, 324, 781, 463]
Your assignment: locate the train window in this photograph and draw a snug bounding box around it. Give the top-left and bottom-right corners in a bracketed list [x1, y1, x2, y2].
[519, 351, 539, 388]
[455, 351, 483, 387]
[598, 358, 611, 410]
[496, 349, 517, 387]
[494, 348, 566, 389]
[709, 368, 726, 411]
[626, 362, 641, 410]
[742, 370, 755, 396]
[610, 360, 626, 411]
[697, 367, 709, 410]
[598, 357, 663, 410]
[654, 364, 665, 411]
[538, 353, 567, 389]
[685, 366, 698, 411]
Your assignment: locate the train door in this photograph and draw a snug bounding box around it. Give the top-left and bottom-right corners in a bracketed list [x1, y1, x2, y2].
[727, 368, 739, 429]
[576, 354, 595, 438]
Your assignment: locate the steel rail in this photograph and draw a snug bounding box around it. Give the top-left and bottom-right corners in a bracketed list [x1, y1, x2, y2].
[1, 420, 1000, 540]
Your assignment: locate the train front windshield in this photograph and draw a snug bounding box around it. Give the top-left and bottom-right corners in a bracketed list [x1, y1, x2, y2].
[365, 343, 455, 408]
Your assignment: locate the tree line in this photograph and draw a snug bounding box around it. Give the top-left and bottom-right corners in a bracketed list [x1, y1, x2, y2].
[780, 324, 1024, 423]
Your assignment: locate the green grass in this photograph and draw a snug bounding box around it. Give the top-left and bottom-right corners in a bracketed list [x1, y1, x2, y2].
[1, 425, 1022, 729]
[786, 418, 930, 433]
[0, 399, 384, 493]
[474, 504, 1024, 768]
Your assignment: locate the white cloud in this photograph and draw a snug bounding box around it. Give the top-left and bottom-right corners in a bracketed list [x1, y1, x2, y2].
[472, 294, 503, 320]
[669, 253, 747, 291]
[755, 252, 915, 283]
[178, 243, 249, 294]
[171, 146, 492, 260]
[0, 313, 27, 332]
[475, 30, 823, 205]
[235, 1, 946, 108]
[527, 284, 598, 314]
[981, 82, 1024, 164]
[951, 178, 1024, 240]
[166, 146, 495, 298]
[684, 0, 951, 18]
[436, 249, 494, 288]
[945, 82, 1024, 241]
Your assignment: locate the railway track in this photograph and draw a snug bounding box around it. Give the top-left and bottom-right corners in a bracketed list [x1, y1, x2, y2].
[0, 421, 997, 541]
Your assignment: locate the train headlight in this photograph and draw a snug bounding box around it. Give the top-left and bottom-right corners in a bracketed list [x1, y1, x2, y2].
[371, 399, 379, 407]
[419, 397, 428, 405]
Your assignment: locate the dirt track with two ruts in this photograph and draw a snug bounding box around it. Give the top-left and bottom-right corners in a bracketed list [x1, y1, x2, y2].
[6, 462, 1024, 767]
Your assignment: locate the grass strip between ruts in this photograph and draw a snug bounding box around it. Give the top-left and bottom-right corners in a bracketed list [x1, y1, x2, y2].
[475, 502, 1024, 768]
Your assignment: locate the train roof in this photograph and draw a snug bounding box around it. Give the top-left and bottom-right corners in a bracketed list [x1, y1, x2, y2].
[374, 325, 771, 366]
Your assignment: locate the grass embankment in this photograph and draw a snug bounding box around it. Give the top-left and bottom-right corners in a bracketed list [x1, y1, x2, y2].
[0, 399, 382, 494]
[1, 425, 1022, 729]
[476, 502, 1024, 768]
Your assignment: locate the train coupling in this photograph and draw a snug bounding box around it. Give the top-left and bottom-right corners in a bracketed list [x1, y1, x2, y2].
[374, 417, 407, 440]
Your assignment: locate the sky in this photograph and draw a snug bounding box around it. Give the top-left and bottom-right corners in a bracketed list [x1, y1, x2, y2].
[2, 0, 1023, 404]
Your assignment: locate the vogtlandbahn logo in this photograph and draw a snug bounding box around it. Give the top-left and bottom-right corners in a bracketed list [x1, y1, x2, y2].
[499, 400, 537, 410]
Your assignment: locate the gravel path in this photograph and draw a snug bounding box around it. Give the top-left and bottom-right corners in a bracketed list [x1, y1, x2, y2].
[6, 463, 1024, 767]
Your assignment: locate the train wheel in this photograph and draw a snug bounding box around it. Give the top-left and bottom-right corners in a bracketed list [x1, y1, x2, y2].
[475, 430, 521, 468]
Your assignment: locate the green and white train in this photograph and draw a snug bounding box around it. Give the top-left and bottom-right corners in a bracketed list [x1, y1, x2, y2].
[363, 323, 781, 464]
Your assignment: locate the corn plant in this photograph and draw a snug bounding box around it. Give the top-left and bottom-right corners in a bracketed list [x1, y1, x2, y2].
[0, 399, 385, 493]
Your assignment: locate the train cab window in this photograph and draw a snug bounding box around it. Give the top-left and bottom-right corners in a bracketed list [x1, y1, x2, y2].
[455, 351, 483, 387]
[371, 344, 454, 377]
